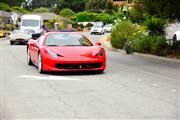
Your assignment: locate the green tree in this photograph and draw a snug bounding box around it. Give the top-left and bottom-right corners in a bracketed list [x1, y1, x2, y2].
[0, 2, 12, 12]
[57, 0, 87, 12]
[31, 0, 53, 8]
[1, 0, 25, 6]
[12, 6, 29, 13]
[134, 0, 180, 19]
[86, 0, 113, 12]
[33, 7, 49, 13]
[60, 8, 75, 18]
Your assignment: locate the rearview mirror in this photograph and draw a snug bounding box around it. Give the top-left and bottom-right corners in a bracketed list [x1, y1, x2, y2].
[95, 41, 101, 46]
[32, 33, 41, 40]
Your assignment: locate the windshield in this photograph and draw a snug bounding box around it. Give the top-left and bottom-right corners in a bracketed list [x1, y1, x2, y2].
[93, 25, 102, 28]
[105, 24, 112, 27]
[22, 20, 39, 27]
[45, 33, 93, 46]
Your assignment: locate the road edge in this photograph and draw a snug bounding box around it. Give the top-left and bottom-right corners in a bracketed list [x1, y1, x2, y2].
[0, 37, 8, 41]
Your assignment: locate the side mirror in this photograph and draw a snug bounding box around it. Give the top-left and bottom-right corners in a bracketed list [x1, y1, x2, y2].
[95, 41, 101, 46]
[32, 33, 41, 40]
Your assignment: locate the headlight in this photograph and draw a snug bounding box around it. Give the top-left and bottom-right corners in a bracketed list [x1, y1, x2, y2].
[95, 48, 104, 57]
[46, 48, 58, 58]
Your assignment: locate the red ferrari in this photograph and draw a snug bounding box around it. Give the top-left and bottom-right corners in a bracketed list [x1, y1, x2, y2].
[27, 32, 106, 73]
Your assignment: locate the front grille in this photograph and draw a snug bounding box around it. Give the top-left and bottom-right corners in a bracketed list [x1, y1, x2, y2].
[55, 63, 102, 69]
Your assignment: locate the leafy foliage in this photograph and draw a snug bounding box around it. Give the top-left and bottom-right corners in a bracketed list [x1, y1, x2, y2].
[72, 12, 114, 24]
[57, 0, 87, 12]
[0, 2, 12, 12]
[12, 6, 28, 13]
[85, 0, 113, 12]
[60, 8, 75, 18]
[133, 35, 168, 55]
[0, 0, 25, 7]
[32, 7, 49, 13]
[110, 20, 144, 49]
[31, 0, 53, 8]
[135, 0, 180, 19]
[144, 17, 166, 35]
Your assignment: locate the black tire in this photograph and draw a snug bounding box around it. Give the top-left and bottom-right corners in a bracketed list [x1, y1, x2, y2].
[91, 32, 94, 35]
[96, 70, 104, 74]
[27, 48, 33, 65]
[10, 41, 14, 45]
[38, 53, 44, 74]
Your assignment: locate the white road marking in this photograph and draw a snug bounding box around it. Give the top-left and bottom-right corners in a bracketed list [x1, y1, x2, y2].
[171, 89, 177, 92]
[152, 83, 158, 86]
[137, 78, 142, 82]
[17, 75, 81, 81]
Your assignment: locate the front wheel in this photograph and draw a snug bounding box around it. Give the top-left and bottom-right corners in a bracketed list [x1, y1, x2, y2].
[10, 41, 14, 45]
[27, 48, 33, 65]
[96, 70, 104, 74]
[38, 53, 44, 74]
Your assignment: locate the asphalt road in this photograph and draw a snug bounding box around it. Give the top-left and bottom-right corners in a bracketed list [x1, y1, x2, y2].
[0, 32, 180, 120]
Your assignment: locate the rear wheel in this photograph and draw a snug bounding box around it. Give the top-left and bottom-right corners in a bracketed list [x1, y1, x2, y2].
[27, 48, 33, 65]
[38, 53, 44, 74]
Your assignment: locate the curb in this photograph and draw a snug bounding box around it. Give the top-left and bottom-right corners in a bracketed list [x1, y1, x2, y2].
[133, 52, 180, 64]
[100, 36, 180, 64]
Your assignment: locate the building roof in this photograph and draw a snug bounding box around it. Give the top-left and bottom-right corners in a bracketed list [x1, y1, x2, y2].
[31, 13, 60, 20]
[0, 11, 12, 17]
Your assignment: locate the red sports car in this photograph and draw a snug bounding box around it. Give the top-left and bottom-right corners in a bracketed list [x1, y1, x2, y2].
[27, 32, 106, 73]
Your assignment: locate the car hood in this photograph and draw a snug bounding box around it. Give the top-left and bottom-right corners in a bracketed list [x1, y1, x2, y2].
[47, 46, 101, 57]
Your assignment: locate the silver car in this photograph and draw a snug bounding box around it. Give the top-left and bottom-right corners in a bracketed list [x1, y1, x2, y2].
[9, 30, 32, 45]
[90, 24, 105, 35]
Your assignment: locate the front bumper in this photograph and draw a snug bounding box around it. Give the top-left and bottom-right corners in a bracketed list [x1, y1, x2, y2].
[10, 34, 31, 42]
[42, 56, 106, 72]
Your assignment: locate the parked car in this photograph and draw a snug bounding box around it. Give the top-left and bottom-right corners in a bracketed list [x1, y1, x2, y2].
[9, 30, 31, 45]
[0, 30, 5, 37]
[103, 24, 112, 32]
[27, 32, 106, 73]
[91, 24, 105, 35]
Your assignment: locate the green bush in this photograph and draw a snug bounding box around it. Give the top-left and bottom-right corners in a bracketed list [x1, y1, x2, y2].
[133, 35, 152, 53]
[73, 12, 98, 22]
[97, 13, 113, 24]
[144, 17, 167, 35]
[129, 8, 144, 23]
[33, 7, 49, 13]
[0, 2, 12, 12]
[5, 24, 14, 31]
[110, 20, 144, 49]
[72, 12, 113, 23]
[133, 35, 168, 56]
[12, 6, 28, 13]
[60, 8, 75, 18]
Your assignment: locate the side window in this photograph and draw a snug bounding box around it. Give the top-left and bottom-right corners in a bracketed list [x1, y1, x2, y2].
[38, 35, 45, 45]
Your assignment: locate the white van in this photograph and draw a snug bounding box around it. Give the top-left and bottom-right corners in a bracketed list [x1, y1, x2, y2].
[20, 15, 43, 34]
